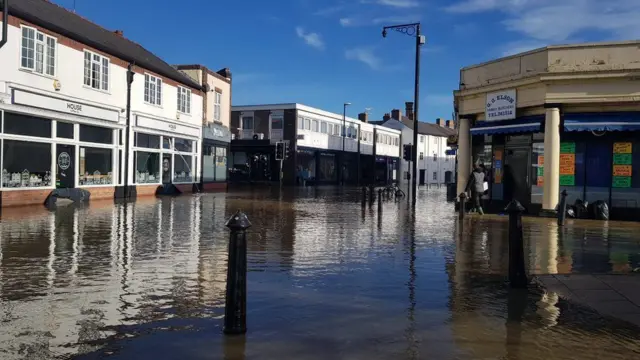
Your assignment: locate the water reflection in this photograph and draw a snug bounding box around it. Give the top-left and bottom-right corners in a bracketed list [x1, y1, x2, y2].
[0, 190, 637, 359]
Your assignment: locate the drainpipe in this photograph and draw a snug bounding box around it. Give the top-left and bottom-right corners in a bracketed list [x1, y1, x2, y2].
[0, 1, 8, 50]
[123, 63, 134, 199]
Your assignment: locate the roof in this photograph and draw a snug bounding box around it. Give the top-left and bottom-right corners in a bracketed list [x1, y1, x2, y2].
[375, 117, 456, 137]
[10, 0, 202, 90]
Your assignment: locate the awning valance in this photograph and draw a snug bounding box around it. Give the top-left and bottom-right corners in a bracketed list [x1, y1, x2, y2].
[564, 112, 640, 132]
[470, 116, 542, 135]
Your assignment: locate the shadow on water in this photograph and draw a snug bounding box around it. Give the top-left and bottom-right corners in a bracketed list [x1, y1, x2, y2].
[0, 188, 639, 359]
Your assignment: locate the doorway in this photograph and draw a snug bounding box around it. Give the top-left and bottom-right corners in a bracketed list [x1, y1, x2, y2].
[419, 169, 426, 185]
[505, 148, 531, 207]
[162, 154, 172, 184]
[56, 144, 75, 188]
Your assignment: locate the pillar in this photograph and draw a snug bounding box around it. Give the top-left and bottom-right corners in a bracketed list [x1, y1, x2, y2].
[456, 117, 471, 199]
[542, 107, 560, 210]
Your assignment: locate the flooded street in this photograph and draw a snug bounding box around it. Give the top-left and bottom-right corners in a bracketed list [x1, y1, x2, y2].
[1, 188, 640, 359]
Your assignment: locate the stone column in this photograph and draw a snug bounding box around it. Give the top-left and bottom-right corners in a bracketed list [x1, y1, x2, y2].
[542, 107, 561, 210]
[456, 116, 471, 198]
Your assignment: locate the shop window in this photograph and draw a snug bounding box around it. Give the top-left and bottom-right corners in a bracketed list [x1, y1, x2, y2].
[80, 124, 113, 144]
[174, 137, 193, 152]
[296, 150, 316, 184]
[531, 142, 544, 204]
[215, 147, 227, 181]
[56, 122, 74, 139]
[118, 150, 123, 184]
[584, 141, 611, 204]
[4, 112, 52, 138]
[79, 147, 113, 185]
[203, 146, 215, 182]
[163, 137, 171, 149]
[135, 133, 160, 149]
[558, 141, 586, 205]
[135, 151, 160, 183]
[174, 155, 193, 182]
[318, 153, 337, 182]
[2, 140, 52, 188]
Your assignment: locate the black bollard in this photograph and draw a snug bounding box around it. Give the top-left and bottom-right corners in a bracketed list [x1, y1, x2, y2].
[361, 187, 367, 207]
[378, 188, 383, 212]
[458, 193, 467, 220]
[369, 185, 375, 204]
[223, 211, 252, 335]
[506, 200, 527, 288]
[557, 190, 568, 227]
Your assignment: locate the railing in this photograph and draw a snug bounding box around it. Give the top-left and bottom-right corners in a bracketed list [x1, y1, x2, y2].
[270, 129, 283, 143]
[238, 129, 254, 140]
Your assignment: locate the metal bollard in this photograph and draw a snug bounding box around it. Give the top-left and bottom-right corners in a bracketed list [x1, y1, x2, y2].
[369, 185, 375, 204]
[362, 187, 367, 207]
[557, 190, 568, 227]
[458, 193, 467, 220]
[378, 188, 383, 212]
[223, 211, 252, 335]
[506, 200, 527, 288]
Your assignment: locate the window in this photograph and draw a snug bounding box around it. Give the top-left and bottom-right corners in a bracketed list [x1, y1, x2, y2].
[215, 147, 227, 181]
[433, 153, 437, 161]
[56, 122, 74, 139]
[321, 122, 327, 133]
[4, 112, 52, 138]
[177, 86, 191, 114]
[174, 155, 193, 182]
[2, 140, 52, 188]
[312, 120, 319, 132]
[433, 171, 437, 180]
[298, 116, 304, 129]
[304, 118, 311, 130]
[21, 26, 57, 76]
[135, 133, 160, 149]
[83, 51, 109, 91]
[214, 91, 222, 121]
[419, 152, 424, 160]
[80, 124, 113, 144]
[241, 116, 254, 130]
[135, 151, 160, 183]
[79, 147, 113, 185]
[203, 146, 215, 182]
[144, 74, 163, 105]
[328, 123, 333, 135]
[271, 115, 283, 130]
[174, 137, 193, 152]
[420, 135, 425, 143]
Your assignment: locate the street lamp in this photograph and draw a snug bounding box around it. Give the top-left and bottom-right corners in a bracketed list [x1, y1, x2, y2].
[342, 102, 351, 152]
[382, 22, 425, 205]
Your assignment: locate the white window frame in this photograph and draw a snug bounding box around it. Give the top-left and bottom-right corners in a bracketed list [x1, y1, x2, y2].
[177, 86, 192, 114]
[144, 73, 163, 106]
[213, 91, 222, 121]
[20, 26, 57, 77]
[83, 50, 110, 91]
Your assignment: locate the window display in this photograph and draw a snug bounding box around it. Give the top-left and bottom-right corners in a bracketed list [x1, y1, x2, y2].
[215, 147, 227, 181]
[135, 151, 160, 184]
[174, 155, 193, 182]
[79, 147, 113, 185]
[2, 140, 52, 188]
[80, 124, 113, 144]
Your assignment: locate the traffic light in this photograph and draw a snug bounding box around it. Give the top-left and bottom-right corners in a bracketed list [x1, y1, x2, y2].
[284, 142, 292, 159]
[275, 142, 284, 160]
[403, 144, 412, 161]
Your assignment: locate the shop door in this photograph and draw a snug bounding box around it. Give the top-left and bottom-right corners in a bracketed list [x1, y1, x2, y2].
[162, 154, 172, 184]
[56, 144, 75, 189]
[505, 148, 531, 207]
[419, 170, 426, 185]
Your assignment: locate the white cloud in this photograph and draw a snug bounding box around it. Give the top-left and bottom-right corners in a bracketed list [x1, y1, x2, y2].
[295, 27, 326, 50]
[339, 18, 353, 26]
[444, 0, 640, 41]
[314, 5, 345, 16]
[345, 47, 383, 70]
[339, 14, 420, 27]
[371, 0, 420, 8]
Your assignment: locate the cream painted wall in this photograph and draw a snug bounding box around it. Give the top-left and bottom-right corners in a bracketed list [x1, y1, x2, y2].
[207, 74, 231, 128]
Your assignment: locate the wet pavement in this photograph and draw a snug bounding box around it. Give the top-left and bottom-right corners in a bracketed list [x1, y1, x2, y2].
[0, 188, 639, 359]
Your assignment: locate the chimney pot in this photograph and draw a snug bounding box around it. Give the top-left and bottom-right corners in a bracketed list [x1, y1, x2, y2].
[358, 112, 369, 123]
[405, 101, 414, 121]
[383, 113, 391, 121]
[391, 109, 401, 120]
[436, 118, 445, 127]
[445, 120, 456, 129]
[114, 30, 124, 37]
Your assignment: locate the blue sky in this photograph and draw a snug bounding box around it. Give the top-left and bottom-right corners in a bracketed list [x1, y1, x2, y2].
[54, 0, 640, 122]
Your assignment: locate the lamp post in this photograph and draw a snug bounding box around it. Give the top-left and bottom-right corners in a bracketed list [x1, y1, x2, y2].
[382, 23, 425, 205]
[342, 102, 351, 186]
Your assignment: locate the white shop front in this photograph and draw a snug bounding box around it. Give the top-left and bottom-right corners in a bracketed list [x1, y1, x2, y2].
[0, 86, 123, 191]
[132, 114, 201, 186]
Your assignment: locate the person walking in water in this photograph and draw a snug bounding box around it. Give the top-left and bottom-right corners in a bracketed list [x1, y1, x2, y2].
[465, 162, 486, 215]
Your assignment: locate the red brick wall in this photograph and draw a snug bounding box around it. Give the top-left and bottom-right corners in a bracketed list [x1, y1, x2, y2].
[85, 186, 115, 200]
[2, 189, 52, 207]
[203, 183, 227, 191]
[136, 185, 160, 197]
[175, 184, 193, 194]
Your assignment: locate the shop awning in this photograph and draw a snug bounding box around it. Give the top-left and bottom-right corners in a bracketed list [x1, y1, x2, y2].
[470, 117, 542, 135]
[564, 112, 640, 132]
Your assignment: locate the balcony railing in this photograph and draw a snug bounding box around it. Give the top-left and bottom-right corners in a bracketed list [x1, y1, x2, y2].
[270, 129, 283, 143]
[238, 129, 254, 140]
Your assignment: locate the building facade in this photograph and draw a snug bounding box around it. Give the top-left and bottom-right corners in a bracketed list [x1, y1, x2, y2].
[177, 65, 232, 192]
[230, 103, 401, 186]
[454, 40, 640, 220]
[0, 0, 204, 207]
[375, 102, 457, 187]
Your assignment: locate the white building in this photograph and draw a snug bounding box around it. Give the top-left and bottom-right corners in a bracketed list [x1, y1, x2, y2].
[0, 0, 204, 206]
[375, 103, 457, 186]
[230, 103, 401, 185]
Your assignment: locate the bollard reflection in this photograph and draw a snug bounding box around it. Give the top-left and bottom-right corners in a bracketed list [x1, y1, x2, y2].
[223, 334, 246, 360]
[505, 288, 528, 360]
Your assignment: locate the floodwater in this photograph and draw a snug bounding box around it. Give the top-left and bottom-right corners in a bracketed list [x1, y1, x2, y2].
[0, 188, 639, 360]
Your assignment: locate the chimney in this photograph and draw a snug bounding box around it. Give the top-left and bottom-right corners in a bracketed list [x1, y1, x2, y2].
[445, 120, 456, 129]
[358, 112, 369, 123]
[391, 109, 401, 120]
[405, 102, 414, 120]
[114, 30, 124, 37]
[383, 113, 391, 121]
[436, 118, 445, 127]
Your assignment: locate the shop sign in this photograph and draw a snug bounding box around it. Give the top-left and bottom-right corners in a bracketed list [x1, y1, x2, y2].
[559, 142, 576, 186]
[203, 123, 231, 142]
[136, 115, 200, 138]
[613, 142, 633, 188]
[12, 88, 120, 122]
[485, 89, 516, 121]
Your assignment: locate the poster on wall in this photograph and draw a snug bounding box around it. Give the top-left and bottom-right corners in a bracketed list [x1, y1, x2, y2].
[612, 142, 632, 188]
[536, 155, 544, 187]
[559, 142, 576, 186]
[493, 148, 503, 184]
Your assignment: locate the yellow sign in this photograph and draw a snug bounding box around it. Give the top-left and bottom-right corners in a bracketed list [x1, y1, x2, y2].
[613, 165, 632, 177]
[560, 165, 575, 175]
[613, 142, 632, 154]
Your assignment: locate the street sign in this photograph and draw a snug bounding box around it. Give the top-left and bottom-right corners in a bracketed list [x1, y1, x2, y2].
[445, 149, 457, 156]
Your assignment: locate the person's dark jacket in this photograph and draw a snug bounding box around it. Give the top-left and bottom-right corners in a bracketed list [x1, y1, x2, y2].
[465, 169, 485, 194]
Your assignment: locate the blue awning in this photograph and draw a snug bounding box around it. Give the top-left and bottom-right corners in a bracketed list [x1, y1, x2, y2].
[564, 112, 640, 132]
[470, 117, 542, 135]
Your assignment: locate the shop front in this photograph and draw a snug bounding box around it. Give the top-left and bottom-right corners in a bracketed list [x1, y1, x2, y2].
[201, 123, 230, 191]
[0, 87, 123, 207]
[374, 156, 398, 185]
[294, 148, 339, 186]
[132, 114, 201, 196]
